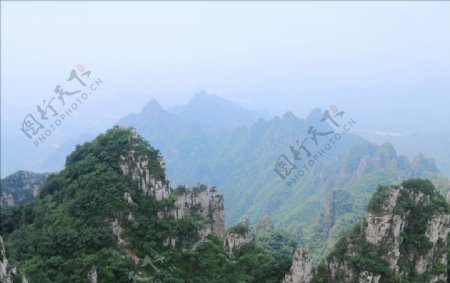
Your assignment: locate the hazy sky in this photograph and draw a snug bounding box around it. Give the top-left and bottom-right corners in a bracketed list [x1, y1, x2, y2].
[1, 1, 450, 146]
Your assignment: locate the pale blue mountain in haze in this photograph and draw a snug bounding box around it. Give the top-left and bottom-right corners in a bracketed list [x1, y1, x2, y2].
[1, 92, 270, 176]
[2, 92, 449, 180]
[2, 3, 449, 179]
[169, 90, 270, 130]
[360, 131, 450, 176]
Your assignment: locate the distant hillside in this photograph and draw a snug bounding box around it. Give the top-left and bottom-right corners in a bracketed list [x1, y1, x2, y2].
[120, 91, 269, 138]
[169, 90, 270, 130]
[0, 171, 47, 206]
[361, 130, 450, 177]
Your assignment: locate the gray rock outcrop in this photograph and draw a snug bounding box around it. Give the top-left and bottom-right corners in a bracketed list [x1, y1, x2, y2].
[283, 247, 314, 283]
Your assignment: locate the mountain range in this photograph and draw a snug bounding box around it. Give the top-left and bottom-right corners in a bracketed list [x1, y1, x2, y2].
[2, 92, 449, 261]
[1, 127, 449, 283]
[117, 93, 450, 258]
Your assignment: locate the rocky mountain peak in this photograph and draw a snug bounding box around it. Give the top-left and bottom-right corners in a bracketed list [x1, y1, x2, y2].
[142, 99, 164, 113]
[285, 178, 450, 283]
[170, 91, 267, 130]
[283, 246, 314, 283]
[117, 127, 169, 200]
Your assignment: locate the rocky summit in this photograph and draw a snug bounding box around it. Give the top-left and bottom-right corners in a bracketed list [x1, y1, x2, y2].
[284, 178, 449, 283]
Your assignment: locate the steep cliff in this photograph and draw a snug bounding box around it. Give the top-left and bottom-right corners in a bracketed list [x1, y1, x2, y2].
[285, 178, 449, 283]
[0, 235, 27, 283]
[0, 171, 47, 206]
[283, 247, 314, 283]
[224, 219, 255, 258]
[173, 185, 225, 237]
[117, 127, 170, 201]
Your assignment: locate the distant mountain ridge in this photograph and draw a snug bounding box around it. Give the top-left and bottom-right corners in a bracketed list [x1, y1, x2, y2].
[120, 91, 270, 135]
[169, 90, 270, 130]
[360, 130, 450, 177]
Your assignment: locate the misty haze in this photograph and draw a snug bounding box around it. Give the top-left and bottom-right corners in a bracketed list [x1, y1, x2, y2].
[1, 2, 449, 283]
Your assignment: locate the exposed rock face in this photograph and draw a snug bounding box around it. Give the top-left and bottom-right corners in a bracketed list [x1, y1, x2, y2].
[174, 185, 225, 237]
[223, 219, 254, 258]
[358, 271, 380, 283]
[0, 235, 12, 283]
[283, 247, 314, 283]
[290, 179, 450, 283]
[415, 212, 449, 280]
[119, 129, 170, 201]
[111, 219, 125, 244]
[1, 171, 47, 206]
[362, 185, 449, 278]
[87, 266, 97, 283]
[255, 215, 274, 235]
[208, 188, 226, 237]
[363, 187, 405, 270]
[0, 235, 27, 283]
[116, 129, 226, 252]
[223, 232, 253, 257]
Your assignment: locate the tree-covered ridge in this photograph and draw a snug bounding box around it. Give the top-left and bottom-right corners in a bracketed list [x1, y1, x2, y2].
[0, 126, 293, 282]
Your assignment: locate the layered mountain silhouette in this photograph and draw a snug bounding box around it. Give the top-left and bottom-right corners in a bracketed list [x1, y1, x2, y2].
[6, 92, 449, 261]
[117, 93, 450, 258]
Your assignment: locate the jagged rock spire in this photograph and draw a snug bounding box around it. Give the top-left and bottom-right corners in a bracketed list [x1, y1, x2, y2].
[283, 246, 314, 283]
